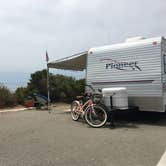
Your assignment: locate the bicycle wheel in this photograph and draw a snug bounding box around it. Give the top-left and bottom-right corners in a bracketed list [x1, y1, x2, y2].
[71, 101, 80, 121]
[85, 105, 107, 128]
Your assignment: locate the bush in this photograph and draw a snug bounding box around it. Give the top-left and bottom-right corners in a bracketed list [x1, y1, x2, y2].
[25, 69, 85, 103]
[0, 86, 17, 108]
[0, 70, 85, 107]
[14, 69, 86, 104]
[27, 69, 48, 96]
[15, 87, 28, 104]
[49, 75, 85, 102]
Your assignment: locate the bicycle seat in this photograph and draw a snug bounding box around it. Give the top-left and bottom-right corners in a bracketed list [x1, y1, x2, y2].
[76, 96, 84, 100]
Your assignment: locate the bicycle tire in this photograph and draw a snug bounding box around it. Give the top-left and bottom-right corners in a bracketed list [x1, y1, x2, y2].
[85, 105, 107, 128]
[71, 101, 80, 121]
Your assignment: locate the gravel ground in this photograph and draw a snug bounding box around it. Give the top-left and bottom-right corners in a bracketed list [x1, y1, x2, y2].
[0, 104, 166, 166]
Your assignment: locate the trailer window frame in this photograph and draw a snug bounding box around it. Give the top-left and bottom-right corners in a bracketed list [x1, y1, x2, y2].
[164, 54, 166, 73]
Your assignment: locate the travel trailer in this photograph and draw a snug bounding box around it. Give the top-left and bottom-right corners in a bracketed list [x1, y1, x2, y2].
[48, 36, 166, 112]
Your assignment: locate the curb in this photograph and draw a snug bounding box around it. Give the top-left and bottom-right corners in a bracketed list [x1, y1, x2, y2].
[0, 108, 29, 114]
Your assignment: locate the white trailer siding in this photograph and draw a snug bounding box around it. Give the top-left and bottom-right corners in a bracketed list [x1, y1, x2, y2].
[86, 37, 165, 112]
[162, 37, 166, 107]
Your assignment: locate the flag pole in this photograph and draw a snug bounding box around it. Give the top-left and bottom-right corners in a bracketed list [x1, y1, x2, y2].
[47, 65, 50, 113]
[46, 50, 51, 113]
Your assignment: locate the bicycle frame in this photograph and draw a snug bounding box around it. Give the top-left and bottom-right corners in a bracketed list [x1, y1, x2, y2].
[77, 98, 94, 114]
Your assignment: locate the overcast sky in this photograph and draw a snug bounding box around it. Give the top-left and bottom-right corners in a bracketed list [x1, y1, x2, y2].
[0, 0, 166, 72]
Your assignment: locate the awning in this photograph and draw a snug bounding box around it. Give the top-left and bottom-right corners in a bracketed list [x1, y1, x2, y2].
[47, 51, 88, 71]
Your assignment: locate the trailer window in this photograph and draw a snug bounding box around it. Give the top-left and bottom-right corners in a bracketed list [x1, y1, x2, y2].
[164, 55, 166, 73]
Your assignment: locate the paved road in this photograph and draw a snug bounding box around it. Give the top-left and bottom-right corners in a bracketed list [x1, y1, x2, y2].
[0, 106, 166, 166]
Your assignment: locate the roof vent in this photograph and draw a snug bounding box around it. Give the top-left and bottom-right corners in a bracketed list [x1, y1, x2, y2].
[125, 36, 146, 42]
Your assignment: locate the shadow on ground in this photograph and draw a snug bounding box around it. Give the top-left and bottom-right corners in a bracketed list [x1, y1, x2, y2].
[61, 110, 166, 129]
[52, 104, 166, 129]
[106, 110, 166, 129]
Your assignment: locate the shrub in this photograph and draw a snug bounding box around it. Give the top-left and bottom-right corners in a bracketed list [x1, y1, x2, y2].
[15, 69, 86, 104]
[49, 74, 85, 102]
[27, 69, 47, 96]
[15, 87, 28, 104]
[0, 86, 17, 108]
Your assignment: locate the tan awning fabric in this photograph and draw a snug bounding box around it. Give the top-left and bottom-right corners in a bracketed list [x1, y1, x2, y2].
[47, 51, 88, 71]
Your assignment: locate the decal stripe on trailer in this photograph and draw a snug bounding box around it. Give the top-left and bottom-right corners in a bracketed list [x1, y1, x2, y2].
[92, 79, 154, 85]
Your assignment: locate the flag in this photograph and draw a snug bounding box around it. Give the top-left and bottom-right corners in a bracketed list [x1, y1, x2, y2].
[46, 50, 49, 63]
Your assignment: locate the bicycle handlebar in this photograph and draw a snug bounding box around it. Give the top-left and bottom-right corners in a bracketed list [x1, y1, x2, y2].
[85, 84, 95, 92]
[86, 84, 102, 94]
